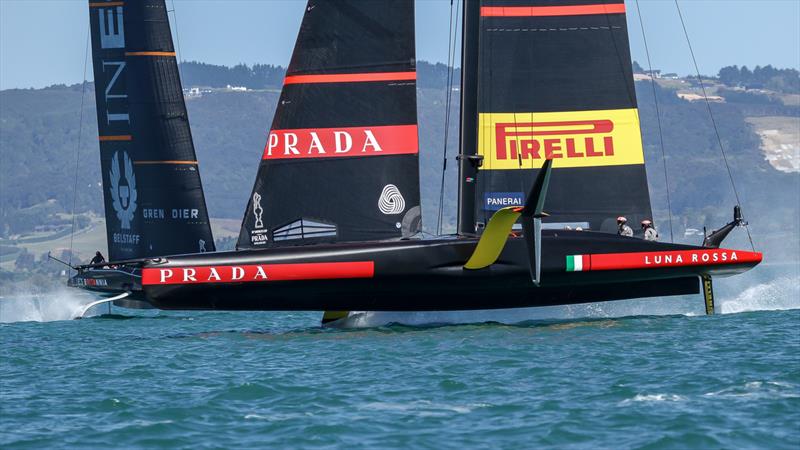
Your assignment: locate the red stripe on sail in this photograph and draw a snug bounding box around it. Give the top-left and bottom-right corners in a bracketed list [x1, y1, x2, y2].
[584, 249, 761, 271]
[142, 261, 375, 285]
[262, 125, 419, 160]
[283, 72, 416, 85]
[481, 4, 626, 17]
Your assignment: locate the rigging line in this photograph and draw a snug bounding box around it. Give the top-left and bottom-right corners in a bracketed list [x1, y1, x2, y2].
[674, 0, 754, 251]
[635, 0, 674, 243]
[169, 0, 186, 84]
[68, 26, 91, 272]
[601, 5, 637, 114]
[436, 0, 454, 235]
[437, 0, 460, 235]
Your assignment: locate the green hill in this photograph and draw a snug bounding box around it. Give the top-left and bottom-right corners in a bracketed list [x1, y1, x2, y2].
[1, 61, 798, 267]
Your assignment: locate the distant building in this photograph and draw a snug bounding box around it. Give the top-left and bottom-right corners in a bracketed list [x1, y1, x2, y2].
[684, 228, 703, 238]
[226, 85, 248, 92]
[183, 87, 203, 100]
[677, 92, 725, 103]
[184, 87, 202, 99]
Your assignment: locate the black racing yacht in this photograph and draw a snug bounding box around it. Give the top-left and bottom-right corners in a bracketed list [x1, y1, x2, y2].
[69, 0, 761, 322]
[68, 0, 215, 309]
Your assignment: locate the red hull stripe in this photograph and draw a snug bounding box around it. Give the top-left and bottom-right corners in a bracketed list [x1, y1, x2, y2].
[481, 4, 626, 17]
[568, 249, 761, 272]
[142, 262, 375, 286]
[283, 72, 416, 85]
[263, 124, 419, 160]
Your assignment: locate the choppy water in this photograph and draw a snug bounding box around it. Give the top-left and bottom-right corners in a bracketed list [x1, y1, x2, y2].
[1, 265, 798, 449]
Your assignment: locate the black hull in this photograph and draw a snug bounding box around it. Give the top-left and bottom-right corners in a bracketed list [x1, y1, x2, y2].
[135, 231, 759, 311]
[68, 266, 142, 294]
[149, 275, 700, 311]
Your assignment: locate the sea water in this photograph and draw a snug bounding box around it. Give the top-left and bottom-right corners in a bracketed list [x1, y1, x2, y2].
[1, 264, 798, 449]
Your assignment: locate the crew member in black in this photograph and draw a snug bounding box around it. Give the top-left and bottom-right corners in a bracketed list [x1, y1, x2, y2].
[90, 251, 106, 266]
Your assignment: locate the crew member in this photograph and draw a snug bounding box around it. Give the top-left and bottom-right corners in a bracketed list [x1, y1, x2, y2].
[617, 216, 633, 237]
[90, 251, 106, 266]
[642, 220, 659, 241]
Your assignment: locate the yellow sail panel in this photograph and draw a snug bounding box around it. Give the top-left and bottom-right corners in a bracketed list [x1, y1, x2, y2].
[477, 108, 645, 170]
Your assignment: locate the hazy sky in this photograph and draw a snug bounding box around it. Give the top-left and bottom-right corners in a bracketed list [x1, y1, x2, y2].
[1, 0, 798, 90]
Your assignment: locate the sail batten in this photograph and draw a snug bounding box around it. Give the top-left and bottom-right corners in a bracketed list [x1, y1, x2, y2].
[237, 0, 421, 249]
[481, 3, 626, 17]
[283, 71, 416, 84]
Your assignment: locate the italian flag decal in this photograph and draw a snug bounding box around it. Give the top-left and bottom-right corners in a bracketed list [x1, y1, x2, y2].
[564, 249, 761, 272]
[566, 255, 590, 272]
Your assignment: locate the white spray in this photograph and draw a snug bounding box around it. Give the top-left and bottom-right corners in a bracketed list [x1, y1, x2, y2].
[0, 288, 105, 323]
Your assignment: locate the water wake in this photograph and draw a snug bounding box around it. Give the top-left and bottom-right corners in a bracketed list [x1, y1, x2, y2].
[0, 288, 103, 323]
[718, 276, 800, 314]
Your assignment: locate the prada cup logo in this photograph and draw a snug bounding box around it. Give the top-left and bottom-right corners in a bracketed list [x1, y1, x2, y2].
[252, 192, 264, 229]
[378, 184, 405, 215]
[109, 151, 137, 230]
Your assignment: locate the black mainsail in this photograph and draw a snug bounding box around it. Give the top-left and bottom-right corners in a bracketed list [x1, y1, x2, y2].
[237, 0, 421, 250]
[463, 0, 652, 234]
[88, 0, 214, 261]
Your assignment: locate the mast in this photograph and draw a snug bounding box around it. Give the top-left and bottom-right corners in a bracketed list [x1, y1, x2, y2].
[456, 0, 482, 236]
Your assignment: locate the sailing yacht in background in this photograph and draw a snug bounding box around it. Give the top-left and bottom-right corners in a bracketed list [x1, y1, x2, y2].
[68, 0, 760, 324]
[68, 0, 214, 307]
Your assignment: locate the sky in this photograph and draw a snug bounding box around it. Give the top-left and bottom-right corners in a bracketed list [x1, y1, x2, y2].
[1, 0, 798, 90]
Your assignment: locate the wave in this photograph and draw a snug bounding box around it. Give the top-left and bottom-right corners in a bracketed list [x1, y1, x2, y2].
[618, 394, 687, 405]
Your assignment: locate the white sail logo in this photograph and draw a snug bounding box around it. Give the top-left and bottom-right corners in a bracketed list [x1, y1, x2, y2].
[98, 6, 124, 49]
[109, 151, 137, 230]
[252, 192, 265, 229]
[378, 184, 405, 215]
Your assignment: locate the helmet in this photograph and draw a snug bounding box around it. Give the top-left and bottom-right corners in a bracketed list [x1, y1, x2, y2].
[617, 216, 627, 223]
[641, 219, 652, 227]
